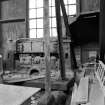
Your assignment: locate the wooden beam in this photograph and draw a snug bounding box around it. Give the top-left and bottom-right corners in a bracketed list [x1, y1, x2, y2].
[18, 78, 69, 91]
[80, 10, 100, 16]
[55, 0, 66, 80]
[26, 0, 29, 38]
[0, 18, 25, 23]
[60, 0, 71, 39]
[60, 0, 78, 69]
[99, 0, 105, 62]
[76, 0, 80, 17]
[43, 0, 51, 95]
[0, 0, 9, 1]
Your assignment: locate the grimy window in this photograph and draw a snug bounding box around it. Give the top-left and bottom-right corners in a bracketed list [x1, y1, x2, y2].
[29, 0, 76, 38]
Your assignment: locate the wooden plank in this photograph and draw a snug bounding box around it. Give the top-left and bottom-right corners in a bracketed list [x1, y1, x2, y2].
[21, 78, 69, 91]
[76, 77, 89, 104]
[80, 10, 99, 16]
[4, 72, 56, 83]
[0, 18, 25, 23]
[55, 0, 66, 80]
[60, 0, 77, 69]
[4, 75, 45, 83]
[0, 84, 40, 105]
[0, 0, 9, 1]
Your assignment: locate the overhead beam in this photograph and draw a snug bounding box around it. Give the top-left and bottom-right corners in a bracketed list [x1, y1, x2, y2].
[0, 18, 25, 23]
[0, 0, 9, 1]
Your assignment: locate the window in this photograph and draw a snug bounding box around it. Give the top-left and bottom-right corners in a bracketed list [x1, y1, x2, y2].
[29, 0, 76, 38]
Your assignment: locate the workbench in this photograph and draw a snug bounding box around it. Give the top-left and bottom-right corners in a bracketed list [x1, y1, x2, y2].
[0, 84, 40, 105]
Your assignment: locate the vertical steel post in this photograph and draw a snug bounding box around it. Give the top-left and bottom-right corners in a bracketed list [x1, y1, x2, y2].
[43, 0, 51, 95]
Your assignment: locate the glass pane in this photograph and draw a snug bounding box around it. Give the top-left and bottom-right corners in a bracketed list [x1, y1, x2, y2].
[50, 18, 51, 27]
[49, 0, 51, 6]
[30, 29, 36, 38]
[37, 0, 43, 8]
[29, 9, 36, 18]
[69, 5, 76, 15]
[37, 29, 43, 38]
[64, 0, 68, 5]
[68, 0, 76, 4]
[50, 7, 55, 17]
[29, 0, 36, 8]
[49, 7, 51, 17]
[29, 19, 36, 28]
[50, 28, 52, 36]
[52, 28, 57, 37]
[51, 0, 55, 6]
[37, 19, 43, 28]
[65, 5, 68, 14]
[37, 8, 43, 17]
[49, 0, 55, 6]
[50, 18, 56, 27]
[52, 7, 56, 17]
[52, 18, 56, 27]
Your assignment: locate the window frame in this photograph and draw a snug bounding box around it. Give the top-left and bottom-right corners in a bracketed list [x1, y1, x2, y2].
[29, 0, 77, 38]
